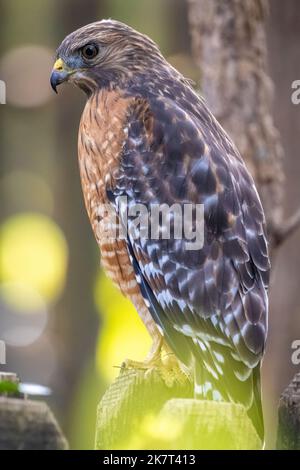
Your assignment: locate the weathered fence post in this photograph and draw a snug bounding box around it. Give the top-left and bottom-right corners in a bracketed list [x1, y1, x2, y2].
[277, 372, 300, 449]
[0, 372, 68, 450]
[95, 367, 262, 450]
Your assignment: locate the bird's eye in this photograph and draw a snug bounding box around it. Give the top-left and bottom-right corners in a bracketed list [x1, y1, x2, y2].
[81, 44, 99, 60]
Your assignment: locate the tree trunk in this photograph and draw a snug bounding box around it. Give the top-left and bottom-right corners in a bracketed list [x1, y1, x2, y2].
[186, 0, 287, 249]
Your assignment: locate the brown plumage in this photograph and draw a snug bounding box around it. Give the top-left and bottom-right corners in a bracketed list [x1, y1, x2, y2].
[78, 88, 158, 338]
[51, 19, 270, 440]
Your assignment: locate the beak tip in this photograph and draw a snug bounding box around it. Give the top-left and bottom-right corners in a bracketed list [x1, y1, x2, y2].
[50, 74, 58, 94]
[50, 69, 68, 94]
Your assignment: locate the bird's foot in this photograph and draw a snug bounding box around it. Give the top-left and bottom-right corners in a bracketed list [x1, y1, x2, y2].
[159, 352, 191, 387]
[122, 338, 190, 388]
[122, 335, 163, 372]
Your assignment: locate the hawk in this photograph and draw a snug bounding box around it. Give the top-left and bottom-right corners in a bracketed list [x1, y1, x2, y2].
[51, 19, 270, 440]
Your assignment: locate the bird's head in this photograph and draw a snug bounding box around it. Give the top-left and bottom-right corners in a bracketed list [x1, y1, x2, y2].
[50, 19, 165, 95]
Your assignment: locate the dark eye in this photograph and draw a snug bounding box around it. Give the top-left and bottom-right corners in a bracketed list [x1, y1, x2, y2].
[81, 44, 99, 60]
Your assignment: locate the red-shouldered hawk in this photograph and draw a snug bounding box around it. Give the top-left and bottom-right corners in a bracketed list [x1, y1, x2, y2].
[51, 19, 270, 440]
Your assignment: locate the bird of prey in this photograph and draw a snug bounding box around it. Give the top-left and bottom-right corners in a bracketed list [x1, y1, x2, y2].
[51, 19, 270, 440]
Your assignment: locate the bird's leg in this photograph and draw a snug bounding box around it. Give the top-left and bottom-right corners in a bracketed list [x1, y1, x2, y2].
[122, 334, 163, 370]
[159, 343, 192, 387]
[145, 333, 164, 363]
[122, 336, 191, 388]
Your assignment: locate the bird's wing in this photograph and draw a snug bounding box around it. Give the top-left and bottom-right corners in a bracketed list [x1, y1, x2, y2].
[109, 95, 270, 377]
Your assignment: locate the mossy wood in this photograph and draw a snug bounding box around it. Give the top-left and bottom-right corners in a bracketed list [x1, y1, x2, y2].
[0, 372, 68, 450]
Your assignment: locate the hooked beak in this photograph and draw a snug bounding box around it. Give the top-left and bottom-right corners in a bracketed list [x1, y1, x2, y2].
[50, 58, 72, 93]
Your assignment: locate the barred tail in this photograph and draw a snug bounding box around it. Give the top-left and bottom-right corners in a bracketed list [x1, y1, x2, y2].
[194, 356, 264, 442]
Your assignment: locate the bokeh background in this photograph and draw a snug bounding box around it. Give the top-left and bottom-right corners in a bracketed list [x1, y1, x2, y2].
[0, 0, 299, 449]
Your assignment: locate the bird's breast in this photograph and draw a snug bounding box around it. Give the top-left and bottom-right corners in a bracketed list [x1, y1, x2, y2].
[77, 89, 138, 296]
[77, 89, 158, 337]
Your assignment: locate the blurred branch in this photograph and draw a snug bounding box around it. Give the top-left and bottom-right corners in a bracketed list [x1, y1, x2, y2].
[186, 0, 300, 252]
[271, 208, 300, 248]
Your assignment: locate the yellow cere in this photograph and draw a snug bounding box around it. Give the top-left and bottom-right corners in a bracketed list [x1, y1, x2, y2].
[53, 58, 65, 71]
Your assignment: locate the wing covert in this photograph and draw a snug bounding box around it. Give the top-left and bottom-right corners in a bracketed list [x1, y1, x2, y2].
[110, 95, 270, 371]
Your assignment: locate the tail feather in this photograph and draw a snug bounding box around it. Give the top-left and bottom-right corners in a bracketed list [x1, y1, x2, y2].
[246, 366, 264, 441]
[193, 345, 264, 442]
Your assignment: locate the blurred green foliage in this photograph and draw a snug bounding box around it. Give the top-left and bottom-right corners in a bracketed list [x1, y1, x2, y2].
[0, 380, 19, 395]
